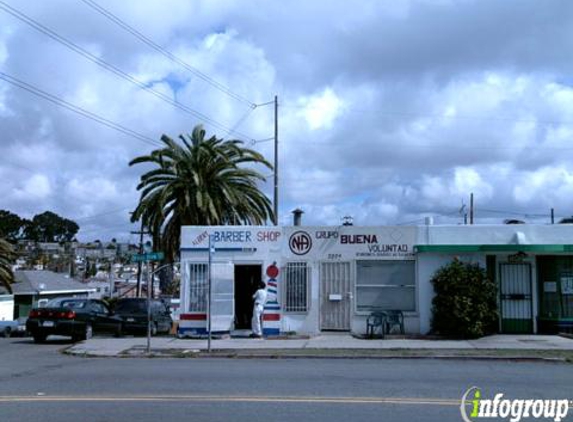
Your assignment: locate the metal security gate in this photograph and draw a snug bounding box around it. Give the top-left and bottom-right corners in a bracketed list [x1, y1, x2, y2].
[187, 262, 234, 332]
[500, 263, 533, 334]
[188, 263, 208, 313]
[320, 262, 352, 331]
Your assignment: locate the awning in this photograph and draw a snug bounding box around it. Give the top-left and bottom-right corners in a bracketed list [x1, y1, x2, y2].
[415, 244, 573, 253]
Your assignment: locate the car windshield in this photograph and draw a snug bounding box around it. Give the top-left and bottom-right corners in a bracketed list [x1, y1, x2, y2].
[45, 298, 87, 309]
[114, 300, 147, 313]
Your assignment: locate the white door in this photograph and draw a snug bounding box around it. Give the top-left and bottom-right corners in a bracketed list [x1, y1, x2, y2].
[320, 262, 352, 330]
[209, 262, 234, 332]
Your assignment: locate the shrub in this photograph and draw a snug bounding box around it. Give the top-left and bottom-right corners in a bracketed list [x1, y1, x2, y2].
[431, 259, 498, 339]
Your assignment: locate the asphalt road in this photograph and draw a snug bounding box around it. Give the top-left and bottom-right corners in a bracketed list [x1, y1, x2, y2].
[0, 337, 571, 422]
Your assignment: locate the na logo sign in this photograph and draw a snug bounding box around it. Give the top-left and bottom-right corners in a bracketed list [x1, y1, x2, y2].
[289, 231, 312, 255]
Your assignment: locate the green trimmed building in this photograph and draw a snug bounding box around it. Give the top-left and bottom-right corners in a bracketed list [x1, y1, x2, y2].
[415, 225, 573, 334]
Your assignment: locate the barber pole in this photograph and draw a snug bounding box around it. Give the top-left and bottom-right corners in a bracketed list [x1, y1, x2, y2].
[263, 276, 281, 335]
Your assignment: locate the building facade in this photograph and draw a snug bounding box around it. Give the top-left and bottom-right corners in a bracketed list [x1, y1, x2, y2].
[178, 224, 573, 337]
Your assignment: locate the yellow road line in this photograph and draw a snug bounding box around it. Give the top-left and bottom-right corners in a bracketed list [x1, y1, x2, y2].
[0, 395, 459, 406]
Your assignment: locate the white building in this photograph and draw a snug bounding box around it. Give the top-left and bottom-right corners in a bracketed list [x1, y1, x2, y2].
[178, 224, 573, 337]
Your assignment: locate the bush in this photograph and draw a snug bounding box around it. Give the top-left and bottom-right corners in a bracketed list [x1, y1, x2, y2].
[431, 259, 498, 339]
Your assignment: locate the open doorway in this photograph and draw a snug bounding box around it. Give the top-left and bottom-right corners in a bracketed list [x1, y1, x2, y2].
[234, 265, 262, 329]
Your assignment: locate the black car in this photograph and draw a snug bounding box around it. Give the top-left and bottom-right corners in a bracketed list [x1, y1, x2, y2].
[113, 298, 172, 336]
[27, 297, 122, 343]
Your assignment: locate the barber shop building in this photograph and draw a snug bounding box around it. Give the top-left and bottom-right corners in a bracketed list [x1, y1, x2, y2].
[178, 223, 573, 337]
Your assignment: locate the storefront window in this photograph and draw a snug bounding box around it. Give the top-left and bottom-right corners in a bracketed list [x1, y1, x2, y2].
[356, 260, 415, 312]
[284, 262, 309, 313]
[538, 257, 573, 320]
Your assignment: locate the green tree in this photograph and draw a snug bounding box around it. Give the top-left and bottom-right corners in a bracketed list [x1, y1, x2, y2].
[0, 238, 15, 293]
[431, 259, 498, 339]
[130, 125, 274, 261]
[0, 210, 24, 240]
[23, 211, 79, 242]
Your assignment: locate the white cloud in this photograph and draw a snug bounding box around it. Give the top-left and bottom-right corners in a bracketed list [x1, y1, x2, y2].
[513, 167, 573, 206]
[14, 174, 52, 200]
[66, 178, 119, 203]
[2, 0, 573, 239]
[419, 167, 492, 209]
[298, 88, 345, 131]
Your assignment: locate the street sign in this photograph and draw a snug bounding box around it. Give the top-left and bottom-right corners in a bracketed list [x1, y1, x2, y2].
[146, 252, 164, 261]
[131, 252, 164, 262]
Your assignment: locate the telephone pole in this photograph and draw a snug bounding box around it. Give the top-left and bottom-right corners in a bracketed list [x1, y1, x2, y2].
[273, 95, 279, 226]
[130, 220, 150, 298]
[469, 193, 474, 225]
[252, 96, 279, 225]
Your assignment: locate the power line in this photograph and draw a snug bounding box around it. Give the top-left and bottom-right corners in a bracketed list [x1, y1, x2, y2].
[280, 102, 573, 127]
[79, 0, 256, 108]
[0, 1, 252, 140]
[249, 137, 274, 146]
[0, 71, 161, 147]
[78, 221, 137, 235]
[229, 106, 257, 135]
[73, 207, 132, 222]
[476, 207, 552, 218]
[275, 134, 573, 151]
[394, 209, 461, 226]
[4, 162, 36, 173]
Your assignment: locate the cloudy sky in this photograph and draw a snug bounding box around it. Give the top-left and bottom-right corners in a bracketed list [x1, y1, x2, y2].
[1, 0, 572, 242]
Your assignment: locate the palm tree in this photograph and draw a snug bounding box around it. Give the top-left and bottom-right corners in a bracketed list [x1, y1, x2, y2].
[0, 238, 15, 293]
[130, 125, 274, 260]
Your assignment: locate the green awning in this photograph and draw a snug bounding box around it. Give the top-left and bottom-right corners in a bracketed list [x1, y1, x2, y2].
[415, 244, 573, 253]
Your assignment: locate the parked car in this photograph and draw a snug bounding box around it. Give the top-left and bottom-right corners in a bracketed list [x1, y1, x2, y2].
[0, 318, 27, 337]
[113, 298, 172, 336]
[26, 297, 122, 343]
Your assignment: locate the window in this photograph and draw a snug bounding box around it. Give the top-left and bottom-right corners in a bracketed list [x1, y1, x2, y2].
[538, 256, 573, 319]
[47, 298, 86, 309]
[284, 262, 309, 313]
[115, 299, 147, 313]
[90, 301, 109, 315]
[356, 261, 415, 312]
[188, 263, 208, 312]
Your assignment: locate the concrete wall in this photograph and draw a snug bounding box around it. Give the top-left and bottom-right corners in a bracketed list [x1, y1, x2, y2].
[0, 295, 14, 321]
[180, 226, 419, 335]
[417, 253, 485, 334]
[425, 224, 573, 245]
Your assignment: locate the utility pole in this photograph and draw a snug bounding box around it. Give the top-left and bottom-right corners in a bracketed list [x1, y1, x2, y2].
[146, 258, 151, 354]
[253, 96, 279, 225]
[207, 235, 213, 353]
[469, 193, 474, 225]
[108, 261, 114, 298]
[551, 208, 555, 224]
[130, 220, 150, 298]
[273, 95, 279, 226]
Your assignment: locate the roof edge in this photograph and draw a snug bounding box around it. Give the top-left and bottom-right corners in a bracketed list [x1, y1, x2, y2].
[415, 244, 573, 253]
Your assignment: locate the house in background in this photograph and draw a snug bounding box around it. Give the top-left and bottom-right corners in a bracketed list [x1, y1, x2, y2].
[11, 270, 95, 319]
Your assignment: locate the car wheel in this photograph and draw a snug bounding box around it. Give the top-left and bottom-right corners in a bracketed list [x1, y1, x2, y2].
[33, 332, 47, 343]
[2, 327, 11, 338]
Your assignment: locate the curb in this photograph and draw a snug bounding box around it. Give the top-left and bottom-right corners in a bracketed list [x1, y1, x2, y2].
[62, 346, 572, 363]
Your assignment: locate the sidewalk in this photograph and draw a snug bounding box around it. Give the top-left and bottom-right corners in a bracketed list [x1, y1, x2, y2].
[64, 334, 573, 361]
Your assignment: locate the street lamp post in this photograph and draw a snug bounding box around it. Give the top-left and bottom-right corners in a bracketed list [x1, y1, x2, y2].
[207, 235, 215, 353]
